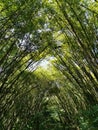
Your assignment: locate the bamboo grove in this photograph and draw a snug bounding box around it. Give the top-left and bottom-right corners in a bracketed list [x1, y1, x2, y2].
[0, 0, 98, 130]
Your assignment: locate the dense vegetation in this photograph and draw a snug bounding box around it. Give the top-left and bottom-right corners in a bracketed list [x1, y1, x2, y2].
[0, 0, 98, 129]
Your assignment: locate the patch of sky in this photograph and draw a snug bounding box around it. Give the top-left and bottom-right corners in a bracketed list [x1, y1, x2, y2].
[16, 32, 38, 52]
[27, 57, 55, 72]
[37, 23, 51, 33]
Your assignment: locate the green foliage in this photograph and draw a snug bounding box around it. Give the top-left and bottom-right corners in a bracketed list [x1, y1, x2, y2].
[0, 0, 98, 130]
[79, 105, 98, 130]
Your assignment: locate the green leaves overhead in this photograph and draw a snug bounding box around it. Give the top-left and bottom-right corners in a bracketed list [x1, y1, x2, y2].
[0, 0, 98, 129]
